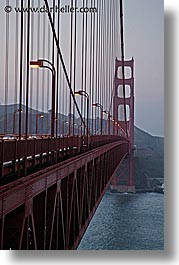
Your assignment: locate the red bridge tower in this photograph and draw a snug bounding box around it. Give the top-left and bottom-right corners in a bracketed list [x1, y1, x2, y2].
[111, 58, 135, 193]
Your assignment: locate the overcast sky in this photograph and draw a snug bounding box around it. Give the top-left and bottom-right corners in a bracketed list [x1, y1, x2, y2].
[124, 0, 164, 136]
[0, 0, 164, 137]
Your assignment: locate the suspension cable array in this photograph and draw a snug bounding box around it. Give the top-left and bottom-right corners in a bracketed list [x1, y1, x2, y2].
[1, 0, 128, 139]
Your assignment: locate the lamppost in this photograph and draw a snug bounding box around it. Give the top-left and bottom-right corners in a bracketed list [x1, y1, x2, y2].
[55, 117, 58, 137]
[92, 103, 103, 135]
[62, 121, 68, 136]
[13, 109, 23, 135]
[102, 110, 112, 135]
[30, 59, 56, 138]
[73, 123, 77, 135]
[112, 120, 118, 135]
[108, 113, 112, 135]
[36, 114, 44, 135]
[112, 119, 115, 135]
[74, 91, 89, 144]
[115, 121, 118, 135]
[78, 124, 83, 136]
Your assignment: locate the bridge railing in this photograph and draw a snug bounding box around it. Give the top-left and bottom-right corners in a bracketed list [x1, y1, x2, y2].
[0, 140, 129, 250]
[0, 135, 127, 181]
[0, 135, 127, 164]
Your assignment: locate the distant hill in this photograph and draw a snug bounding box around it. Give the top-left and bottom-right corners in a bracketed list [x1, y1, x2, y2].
[134, 126, 164, 179]
[0, 104, 39, 115]
[133, 127, 164, 189]
[0, 104, 69, 134]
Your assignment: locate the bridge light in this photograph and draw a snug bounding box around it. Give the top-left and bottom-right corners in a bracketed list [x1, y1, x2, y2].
[15, 109, 23, 113]
[29, 60, 43, 68]
[74, 92, 80, 96]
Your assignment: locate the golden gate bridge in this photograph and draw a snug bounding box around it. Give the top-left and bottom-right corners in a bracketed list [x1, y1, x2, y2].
[0, 0, 135, 249]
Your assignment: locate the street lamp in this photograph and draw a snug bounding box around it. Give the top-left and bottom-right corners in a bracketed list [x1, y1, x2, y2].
[30, 59, 56, 138]
[13, 109, 23, 135]
[92, 103, 103, 135]
[78, 124, 84, 136]
[112, 120, 118, 135]
[112, 119, 115, 135]
[62, 121, 69, 136]
[115, 121, 118, 135]
[54, 117, 58, 137]
[36, 114, 44, 135]
[102, 110, 112, 135]
[74, 91, 89, 144]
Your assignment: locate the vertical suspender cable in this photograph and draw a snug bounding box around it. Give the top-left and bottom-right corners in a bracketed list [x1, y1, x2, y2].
[30, 0, 34, 134]
[19, 0, 24, 139]
[36, 0, 40, 125]
[52, 0, 55, 67]
[14, 0, 19, 109]
[73, 0, 77, 136]
[107, 0, 111, 113]
[104, 0, 107, 113]
[56, 0, 61, 137]
[83, 0, 88, 136]
[23, 9, 27, 135]
[80, 0, 85, 135]
[94, 0, 100, 134]
[101, 0, 104, 111]
[52, 0, 56, 135]
[120, 0, 128, 137]
[108, 0, 114, 114]
[4, 0, 10, 134]
[89, 0, 94, 134]
[25, 0, 30, 139]
[97, 0, 100, 107]
[47, 11, 51, 134]
[91, 0, 96, 134]
[69, 0, 73, 135]
[42, 6, 46, 134]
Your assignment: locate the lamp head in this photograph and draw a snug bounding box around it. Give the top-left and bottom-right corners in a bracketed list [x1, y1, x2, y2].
[29, 60, 43, 68]
[74, 91, 80, 96]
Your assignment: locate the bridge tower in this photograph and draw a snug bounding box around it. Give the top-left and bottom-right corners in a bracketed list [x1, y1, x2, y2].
[111, 58, 135, 193]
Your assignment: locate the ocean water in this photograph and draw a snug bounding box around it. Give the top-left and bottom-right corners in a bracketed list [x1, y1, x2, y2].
[78, 192, 164, 250]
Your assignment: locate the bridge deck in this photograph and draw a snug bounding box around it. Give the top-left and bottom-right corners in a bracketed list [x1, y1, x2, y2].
[0, 135, 127, 186]
[0, 140, 128, 249]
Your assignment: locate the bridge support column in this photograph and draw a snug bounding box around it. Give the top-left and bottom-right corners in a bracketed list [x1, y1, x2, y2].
[112, 58, 135, 193]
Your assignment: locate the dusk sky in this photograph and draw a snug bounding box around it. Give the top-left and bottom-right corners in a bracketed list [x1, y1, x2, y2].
[0, 0, 164, 137]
